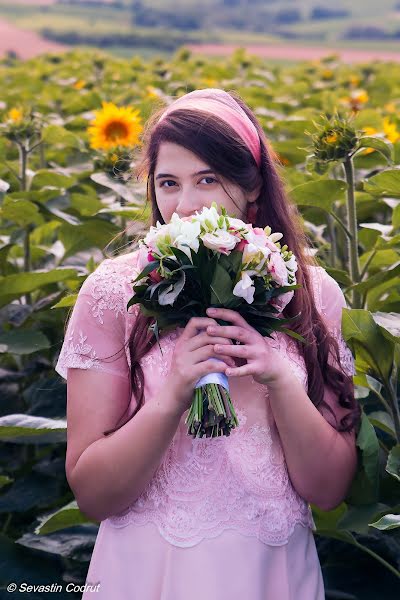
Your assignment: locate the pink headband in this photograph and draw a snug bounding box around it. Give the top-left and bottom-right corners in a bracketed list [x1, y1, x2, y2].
[158, 89, 262, 168]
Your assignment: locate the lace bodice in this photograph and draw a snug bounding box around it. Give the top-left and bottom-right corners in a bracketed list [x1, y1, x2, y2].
[55, 250, 355, 548]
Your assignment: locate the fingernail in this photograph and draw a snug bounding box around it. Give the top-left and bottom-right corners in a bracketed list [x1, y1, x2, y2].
[207, 308, 216, 314]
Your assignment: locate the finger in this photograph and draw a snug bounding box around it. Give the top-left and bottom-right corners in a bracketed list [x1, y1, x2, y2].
[207, 324, 249, 344]
[217, 354, 236, 367]
[225, 364, 251, 377]
[213, 343, 249, 358]
[189, 333, 234, 352]
[180, 317, 219, 340]
[206, 307, 250, 329]
[192, 345, 236, 367]
[192, 357, 231, 381]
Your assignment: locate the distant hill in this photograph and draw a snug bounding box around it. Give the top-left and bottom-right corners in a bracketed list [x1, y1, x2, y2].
[1, 0, 400, 59]
[68, 0, 400, 41]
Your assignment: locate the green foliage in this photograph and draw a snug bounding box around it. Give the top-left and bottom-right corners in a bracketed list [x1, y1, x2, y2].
[0, 48, 399, 596]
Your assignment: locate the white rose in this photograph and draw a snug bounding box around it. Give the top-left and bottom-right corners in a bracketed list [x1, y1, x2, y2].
[201, 230, 240, 255]
[227, 216, 248, 233]
[233, 271, 255, 304]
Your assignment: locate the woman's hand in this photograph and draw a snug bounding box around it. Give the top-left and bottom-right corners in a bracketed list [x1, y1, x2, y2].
[166, 316, 237, 415]
[205, 307, 290, 386]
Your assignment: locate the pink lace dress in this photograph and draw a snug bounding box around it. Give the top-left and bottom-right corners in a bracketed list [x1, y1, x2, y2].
[55, 250, 355, 600]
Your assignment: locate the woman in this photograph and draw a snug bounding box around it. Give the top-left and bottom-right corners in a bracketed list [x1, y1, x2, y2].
[55, 88, 361, 599]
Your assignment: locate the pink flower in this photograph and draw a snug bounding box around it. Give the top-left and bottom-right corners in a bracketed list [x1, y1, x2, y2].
[149, 268, 162, 283]
[270, 290, 294, 313]
[268, 252, 289, 286]
[235, 238, 249, 252]
[137, 244, 152, 271]
[253, 227, 265, 236]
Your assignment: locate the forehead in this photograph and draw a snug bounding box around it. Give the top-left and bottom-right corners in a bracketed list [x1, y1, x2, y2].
[155, 142, 210, 173]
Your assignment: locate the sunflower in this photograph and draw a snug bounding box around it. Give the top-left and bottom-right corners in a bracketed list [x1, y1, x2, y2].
[7, 107, 23, 123]
[88, 101, 143, 150]
[361, 126, 379, 155]
[384, 102, 397, 114]
[383, 117, 400, 144]
[340, 89, 369, 114]
[325, 132, 338, 144]
[359, 119, 400, 156]
[146, 86, 159, 100]
[73, 79, 86, 90]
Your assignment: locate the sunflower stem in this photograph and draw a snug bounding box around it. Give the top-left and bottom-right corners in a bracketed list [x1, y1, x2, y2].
[343, 156, 362, 308]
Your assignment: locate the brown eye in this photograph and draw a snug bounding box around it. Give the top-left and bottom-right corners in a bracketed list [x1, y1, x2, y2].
[160, 180, 176, 188]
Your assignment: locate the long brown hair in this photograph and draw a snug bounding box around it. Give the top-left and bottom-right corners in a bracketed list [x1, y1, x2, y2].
[103, 90, 361, 437]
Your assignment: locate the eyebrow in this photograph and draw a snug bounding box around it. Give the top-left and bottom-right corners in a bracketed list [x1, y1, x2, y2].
[155, 169, 215, 180]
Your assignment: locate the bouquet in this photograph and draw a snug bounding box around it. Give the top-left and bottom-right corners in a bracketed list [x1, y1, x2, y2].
[127, 202, 301, 438]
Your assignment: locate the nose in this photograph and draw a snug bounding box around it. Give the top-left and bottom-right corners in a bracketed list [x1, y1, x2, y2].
[176, 187, 202, 219]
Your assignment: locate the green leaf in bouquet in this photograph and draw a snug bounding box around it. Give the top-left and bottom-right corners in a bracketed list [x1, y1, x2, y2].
[210, 263, 234, 305]
[129, 260, 160, 284]
[150, 318, 161, 349]
[279, 327, 306, 343]
[138, 305, 159, 318]
[269, 283, 302, 296]
[158, 270, 186, 306]
[223, 296, 244, 310]
[169, 246, 194, 266]
[191, 245, 219, 293]
[127, 283, 148, 305]
[218, 249, 243, 277]
[148, 279, 167, 300]
[244, 305, 281, 319]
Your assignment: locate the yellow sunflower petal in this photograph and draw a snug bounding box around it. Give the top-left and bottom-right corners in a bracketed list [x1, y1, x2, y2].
[88, 101, 143, 150]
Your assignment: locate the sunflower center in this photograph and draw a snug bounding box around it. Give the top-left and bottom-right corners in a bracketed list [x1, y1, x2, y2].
[104, 120, 128, 141]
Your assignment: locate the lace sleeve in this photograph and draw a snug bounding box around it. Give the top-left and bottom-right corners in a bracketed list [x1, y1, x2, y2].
[55, 258, 132, 381]
[312, 266, 356, 378]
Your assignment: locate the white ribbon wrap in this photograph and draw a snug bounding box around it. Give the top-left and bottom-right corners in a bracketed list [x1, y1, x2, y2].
[194, 358, 230, 392]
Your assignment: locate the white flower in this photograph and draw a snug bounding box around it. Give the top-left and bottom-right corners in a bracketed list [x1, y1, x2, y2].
[226, 216, 248, 233]
[169, 213, 201, 258]
[233, 271, 255, 304]
[202, 229, 240, 255]
[143, 213, 201, 260]
[245, 227, 280, 253]
[192, 205, 221, 231]
[242, 242, 271, 273]
[269, 232, 283, 243]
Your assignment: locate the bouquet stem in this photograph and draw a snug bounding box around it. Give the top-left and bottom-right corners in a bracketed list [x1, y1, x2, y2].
[185, 382, 239, 438]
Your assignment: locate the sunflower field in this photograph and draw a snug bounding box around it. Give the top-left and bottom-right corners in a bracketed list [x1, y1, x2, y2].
[0, 47, 399, 598]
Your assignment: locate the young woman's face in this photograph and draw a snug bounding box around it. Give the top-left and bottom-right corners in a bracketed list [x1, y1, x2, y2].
[154, 141, 253, 224]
